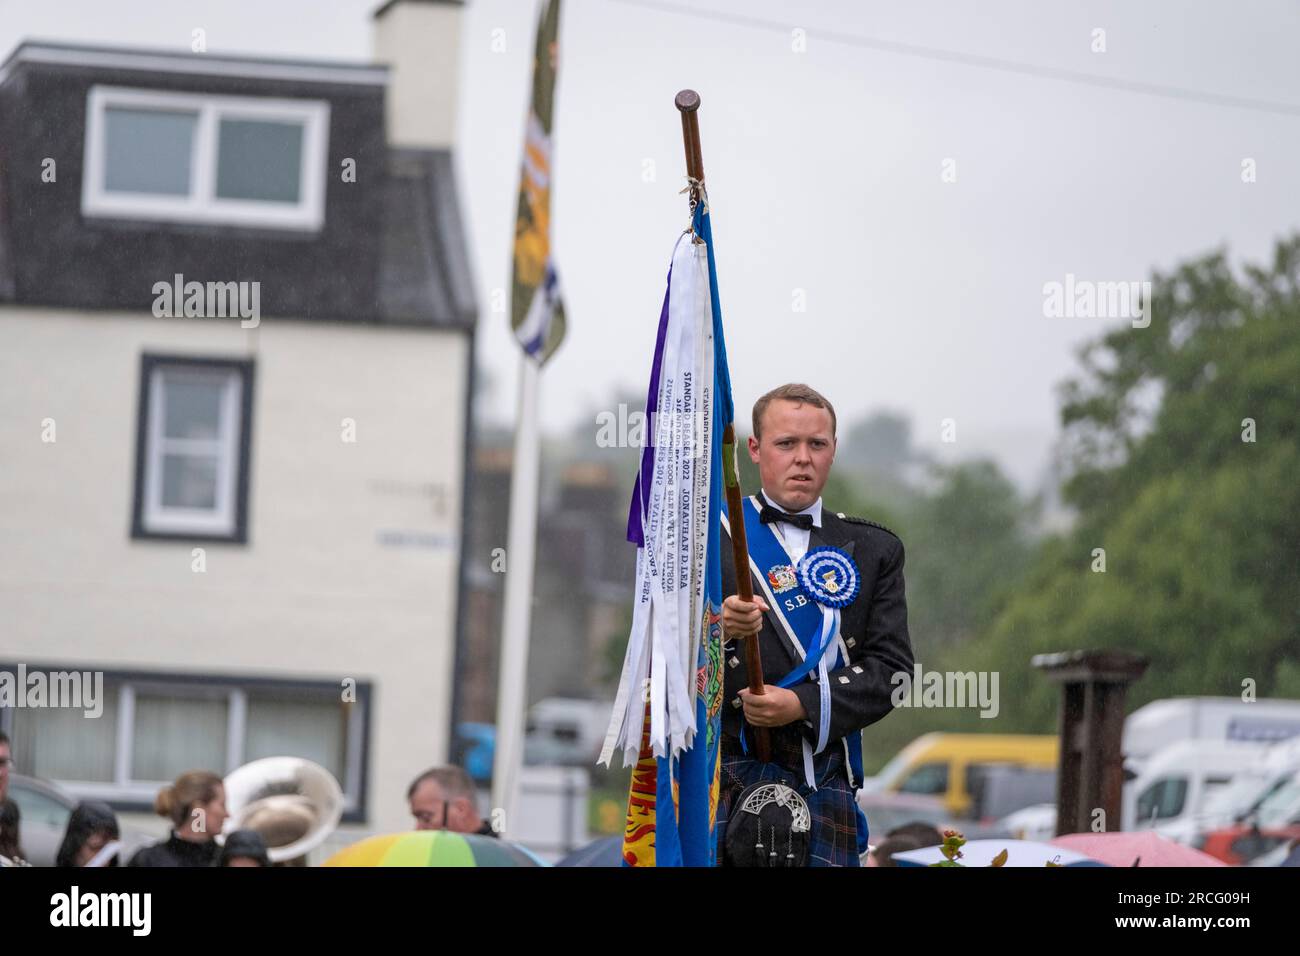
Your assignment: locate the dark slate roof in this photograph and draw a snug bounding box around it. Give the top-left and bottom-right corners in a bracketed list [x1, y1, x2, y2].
[380, 150, 477, 327]
[0, 40, 390, 88]
[373, 0, 465, 18]
[0, 41, 476, 330]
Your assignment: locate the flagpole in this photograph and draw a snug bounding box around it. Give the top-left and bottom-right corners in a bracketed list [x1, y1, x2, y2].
[491, 353, 541, 833]
[676, 90, 771, 763]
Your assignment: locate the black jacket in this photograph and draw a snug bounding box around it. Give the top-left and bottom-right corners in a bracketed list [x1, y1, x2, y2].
[721, 508, 914, 764]
[127, 833, 220, 867]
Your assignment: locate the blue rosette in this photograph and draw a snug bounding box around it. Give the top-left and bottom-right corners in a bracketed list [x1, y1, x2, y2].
[796, 546, 860, 609]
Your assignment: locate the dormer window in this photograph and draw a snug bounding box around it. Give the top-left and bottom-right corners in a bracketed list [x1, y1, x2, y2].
[82, 85, 329, 231]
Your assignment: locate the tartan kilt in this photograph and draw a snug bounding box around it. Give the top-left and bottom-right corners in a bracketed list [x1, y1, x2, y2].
[715, 726, 862, 867]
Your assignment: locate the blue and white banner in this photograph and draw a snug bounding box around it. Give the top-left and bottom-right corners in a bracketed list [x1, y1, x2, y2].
[602, 231, 718, 765]
[601, 196, 735, 867]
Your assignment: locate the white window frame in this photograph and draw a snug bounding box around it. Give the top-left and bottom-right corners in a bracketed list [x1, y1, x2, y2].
[81, 84, 330, 231]
[143, 364, 243, 537]
[116, 680, 236, 794]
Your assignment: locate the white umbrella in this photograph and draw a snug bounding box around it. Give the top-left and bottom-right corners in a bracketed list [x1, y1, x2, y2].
[893, 838, 1102, 867]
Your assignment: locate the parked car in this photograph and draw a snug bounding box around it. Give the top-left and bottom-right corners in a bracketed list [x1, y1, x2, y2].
[524, 697, 613, 767]
[6, 774, 74, 866]
[856, 792, 950, 837]
[864, 733, 1058, 819]
[1199, 767, 1300, 865]
[999, 803, 1058, 842]
[1123, 739, 1269, 836]
[6, 773, 150, 867]
[1175, 736, 1300, 849]
[1200, 823, 1300, 865]
[1244, 836, 1300, 867]
[1123, 697, 1300, 776]
[967, 763, 1056, 824]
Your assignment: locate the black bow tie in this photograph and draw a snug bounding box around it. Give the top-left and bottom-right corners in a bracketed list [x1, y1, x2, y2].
[759, 503, 814, 531]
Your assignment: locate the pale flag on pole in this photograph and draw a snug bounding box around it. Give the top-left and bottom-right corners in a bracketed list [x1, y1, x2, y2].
[510, 0, 565, 362]
[491, 0, 565, 835]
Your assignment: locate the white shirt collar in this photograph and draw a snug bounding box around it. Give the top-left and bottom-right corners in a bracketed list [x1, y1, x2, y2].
[759, 487, 823, 528]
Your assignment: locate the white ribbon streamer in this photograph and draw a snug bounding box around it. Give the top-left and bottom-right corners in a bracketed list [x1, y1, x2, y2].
[600, 234, 716, 767]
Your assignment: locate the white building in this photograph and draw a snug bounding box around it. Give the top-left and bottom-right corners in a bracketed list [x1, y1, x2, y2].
[0, 0, 478, 848]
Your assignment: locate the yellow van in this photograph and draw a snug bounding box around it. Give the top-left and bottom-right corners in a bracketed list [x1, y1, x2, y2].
[870, 733, 1059, 819]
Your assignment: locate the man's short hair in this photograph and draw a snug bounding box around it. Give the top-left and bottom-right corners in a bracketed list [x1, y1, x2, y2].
[886, 822, 944, 845]
[0, 731, 9, 748]
[752, 383, 837, 441]
[407, 765, 475, 801]
[871, 823, 943, 866]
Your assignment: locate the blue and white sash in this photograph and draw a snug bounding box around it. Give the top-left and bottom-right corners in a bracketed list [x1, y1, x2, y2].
[721, 496, 867, 796]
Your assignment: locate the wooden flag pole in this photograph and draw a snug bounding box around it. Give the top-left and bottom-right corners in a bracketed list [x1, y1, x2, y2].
[675, 89, 771, 764]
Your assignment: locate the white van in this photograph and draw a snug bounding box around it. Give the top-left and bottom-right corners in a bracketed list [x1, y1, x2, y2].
[1185, 738, 1300, 840]
[1123, 697, 1300, 773]
[1123, 739, 1269, 838]
[524, 697, 613, 766]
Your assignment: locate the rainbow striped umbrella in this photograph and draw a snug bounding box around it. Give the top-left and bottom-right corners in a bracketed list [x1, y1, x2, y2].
[324, 831, 546, 868]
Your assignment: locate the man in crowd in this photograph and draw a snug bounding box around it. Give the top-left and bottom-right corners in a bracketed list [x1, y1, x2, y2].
[0, 730, 11, 805]
[0, 731, 22, 864]
[407, 765, 498, 837]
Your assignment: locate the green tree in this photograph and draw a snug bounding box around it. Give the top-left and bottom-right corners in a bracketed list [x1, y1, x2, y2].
[973, 236, 1300, 733]
[904, 460, 1038, 648]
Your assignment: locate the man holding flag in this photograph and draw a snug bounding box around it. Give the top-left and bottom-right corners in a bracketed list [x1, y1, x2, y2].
[601, 91, 911, 868]
[717, 384, 914, 867]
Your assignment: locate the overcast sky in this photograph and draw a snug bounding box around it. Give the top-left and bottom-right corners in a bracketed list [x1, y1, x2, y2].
[4, 0, 1297, 493]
